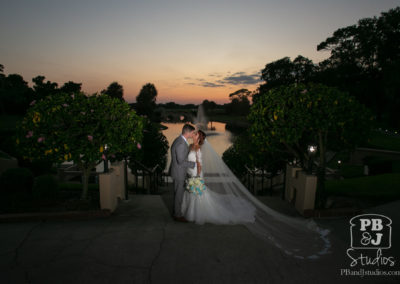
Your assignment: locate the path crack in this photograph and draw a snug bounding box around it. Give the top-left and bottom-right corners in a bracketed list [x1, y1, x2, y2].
[148, 220, 167, 284]
[14, 222, 43, 268]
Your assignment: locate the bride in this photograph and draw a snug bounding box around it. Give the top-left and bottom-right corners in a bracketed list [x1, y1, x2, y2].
[180, 129, 331, 259]
[181, 130, 256, 225]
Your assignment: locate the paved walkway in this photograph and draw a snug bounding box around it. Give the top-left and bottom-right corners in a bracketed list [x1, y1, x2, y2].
[0, 187, 399, 283]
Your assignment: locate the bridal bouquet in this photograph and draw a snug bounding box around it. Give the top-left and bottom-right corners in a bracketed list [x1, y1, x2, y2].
[186, 177, 206, 196]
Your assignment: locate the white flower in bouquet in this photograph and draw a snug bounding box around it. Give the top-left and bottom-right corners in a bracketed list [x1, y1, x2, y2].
[186, 177, 206, 196]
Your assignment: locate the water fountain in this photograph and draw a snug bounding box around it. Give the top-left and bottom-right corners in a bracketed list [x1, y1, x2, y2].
[194, 104, 208, 131]
[194, 104, 216, 132]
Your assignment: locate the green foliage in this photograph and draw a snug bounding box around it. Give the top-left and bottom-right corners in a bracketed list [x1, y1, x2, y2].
[201, 100, 217, 116]
[223, 131, 288, 178]
[60, 81, 82, 94]
[15, 92, 143, 198]
[128, 120, 168, 171]
[222, 146, 248, 178]
[317, 7, 400, 128]
[102, 81, 124, 100]
[326, 173, 400, 200]
[339, 164, 365, 178]
[256, 55, 316, 102]
[0, 167, 34, 194]
[136, 83, 157, 118]
[32, 174, 59, 199]
[0, 73, 34, 115]
[249, 83, 372, 168]
[226, 89, 251, 116]
[20, 158, 56, 177]
[32, 75, 59, 100]
[365, 130, 400, 151]
[249, 83, 373, 207]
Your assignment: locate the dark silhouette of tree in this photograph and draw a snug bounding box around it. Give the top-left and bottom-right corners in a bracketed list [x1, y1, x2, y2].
[135, 83, 157, 118]
[249, 83, 373, 207]
[60, 81, 82, 94]
[101, 81, 124, 101]
[0, 71, 33, 115]
[201, 99, 217, 115]
[32, 76, 58, 100]
[164, 102, 179, 109]
[255, 55, 316, 102]
[293, 55, 316, 83]
[128, 119, 169, 172]
[316, 7, 400, 128]
[226, 89, 251, 116]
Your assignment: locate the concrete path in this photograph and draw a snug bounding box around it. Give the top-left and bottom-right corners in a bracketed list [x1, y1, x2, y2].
[0, 189, 399, 283]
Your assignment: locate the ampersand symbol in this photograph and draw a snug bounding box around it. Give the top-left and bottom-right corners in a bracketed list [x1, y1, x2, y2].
[360, 232, 371, 246]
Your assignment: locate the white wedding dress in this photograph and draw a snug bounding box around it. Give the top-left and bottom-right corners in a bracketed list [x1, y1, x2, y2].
[181, 149, 256, 225]
[178, 140, 330, 259]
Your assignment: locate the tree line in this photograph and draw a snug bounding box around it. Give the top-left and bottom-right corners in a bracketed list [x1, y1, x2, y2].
[254, 7, 400, 129]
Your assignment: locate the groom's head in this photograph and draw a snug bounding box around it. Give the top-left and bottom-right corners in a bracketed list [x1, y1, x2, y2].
[182, 124, 195, 139]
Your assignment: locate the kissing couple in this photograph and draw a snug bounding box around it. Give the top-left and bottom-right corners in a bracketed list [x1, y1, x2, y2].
[169, 123, 256, 224]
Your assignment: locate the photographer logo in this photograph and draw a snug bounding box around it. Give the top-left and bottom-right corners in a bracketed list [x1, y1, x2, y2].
[350, 214, 391, 249]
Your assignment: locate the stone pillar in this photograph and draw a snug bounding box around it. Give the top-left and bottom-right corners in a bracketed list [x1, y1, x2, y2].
[99, 169, 118, 212]
[285, 164, 317, 215]
[284, 164, 302, 203]
[293, 171, 317, 215]
[110, 161, 126, 200]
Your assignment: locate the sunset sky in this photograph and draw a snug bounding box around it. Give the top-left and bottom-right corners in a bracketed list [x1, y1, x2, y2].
[1, 0, 399, 104]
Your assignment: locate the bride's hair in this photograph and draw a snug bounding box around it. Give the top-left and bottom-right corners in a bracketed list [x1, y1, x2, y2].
[198, 130, 206, 145]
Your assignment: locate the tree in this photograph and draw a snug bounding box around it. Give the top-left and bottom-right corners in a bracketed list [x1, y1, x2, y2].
[16, 92, 143, 199]
[32, 76, 58, 100]
[136, 83, 157, 118]
[102, 81, 124, 101]
[0, 73, 33, 115]
[226, 89, 251, 115]
[223, 130, 287, 179]
[129, 119, 169, 172]
[255, 55, 316, 102]
[249, 83, 373, 207]
[316, 7, 400, 128]
[60, 81, 82, 94]
[201, 99, 217, 115]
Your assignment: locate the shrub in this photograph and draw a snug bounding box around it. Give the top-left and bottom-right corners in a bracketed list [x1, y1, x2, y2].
[339, 164, 365, 178]
[222, 145, 247, 178]
[15, 92, 143, 199]
[0, 167, 34, 195]
[363, 156, 397, 175]
[32, 174, 59, 199]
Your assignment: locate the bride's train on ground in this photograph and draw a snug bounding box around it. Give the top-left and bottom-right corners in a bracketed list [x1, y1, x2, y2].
[188, 139, 331, 259]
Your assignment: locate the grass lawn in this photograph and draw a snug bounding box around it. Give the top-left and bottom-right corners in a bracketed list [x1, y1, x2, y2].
[365, 130, 400, 152]
[326, 173, 400, 200]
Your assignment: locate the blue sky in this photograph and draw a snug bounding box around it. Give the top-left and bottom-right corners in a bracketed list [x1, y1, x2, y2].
[1, 0, 399, 103]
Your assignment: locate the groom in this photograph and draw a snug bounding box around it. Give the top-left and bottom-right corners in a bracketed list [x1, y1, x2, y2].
[169, 124, 197, 222]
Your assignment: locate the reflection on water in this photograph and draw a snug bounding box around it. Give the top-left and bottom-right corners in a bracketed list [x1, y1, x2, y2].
[162, 122, 233, 170]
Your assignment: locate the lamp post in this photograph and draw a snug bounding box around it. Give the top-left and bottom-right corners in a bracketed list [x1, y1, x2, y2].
[307, 145, 317, 174]
[103, 144, 109, 173]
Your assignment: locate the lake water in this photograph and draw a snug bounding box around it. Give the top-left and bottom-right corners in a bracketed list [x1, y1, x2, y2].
[162, 122, 233, 170]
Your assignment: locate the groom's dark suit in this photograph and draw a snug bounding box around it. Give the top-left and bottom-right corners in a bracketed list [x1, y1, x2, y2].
[169, 135, 195, 217]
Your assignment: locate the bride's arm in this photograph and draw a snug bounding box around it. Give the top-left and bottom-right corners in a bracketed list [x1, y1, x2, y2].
[196, 149, 202, 176]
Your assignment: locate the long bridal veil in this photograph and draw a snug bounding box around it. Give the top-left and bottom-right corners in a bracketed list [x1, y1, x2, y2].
[201, 139, 330, 259]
